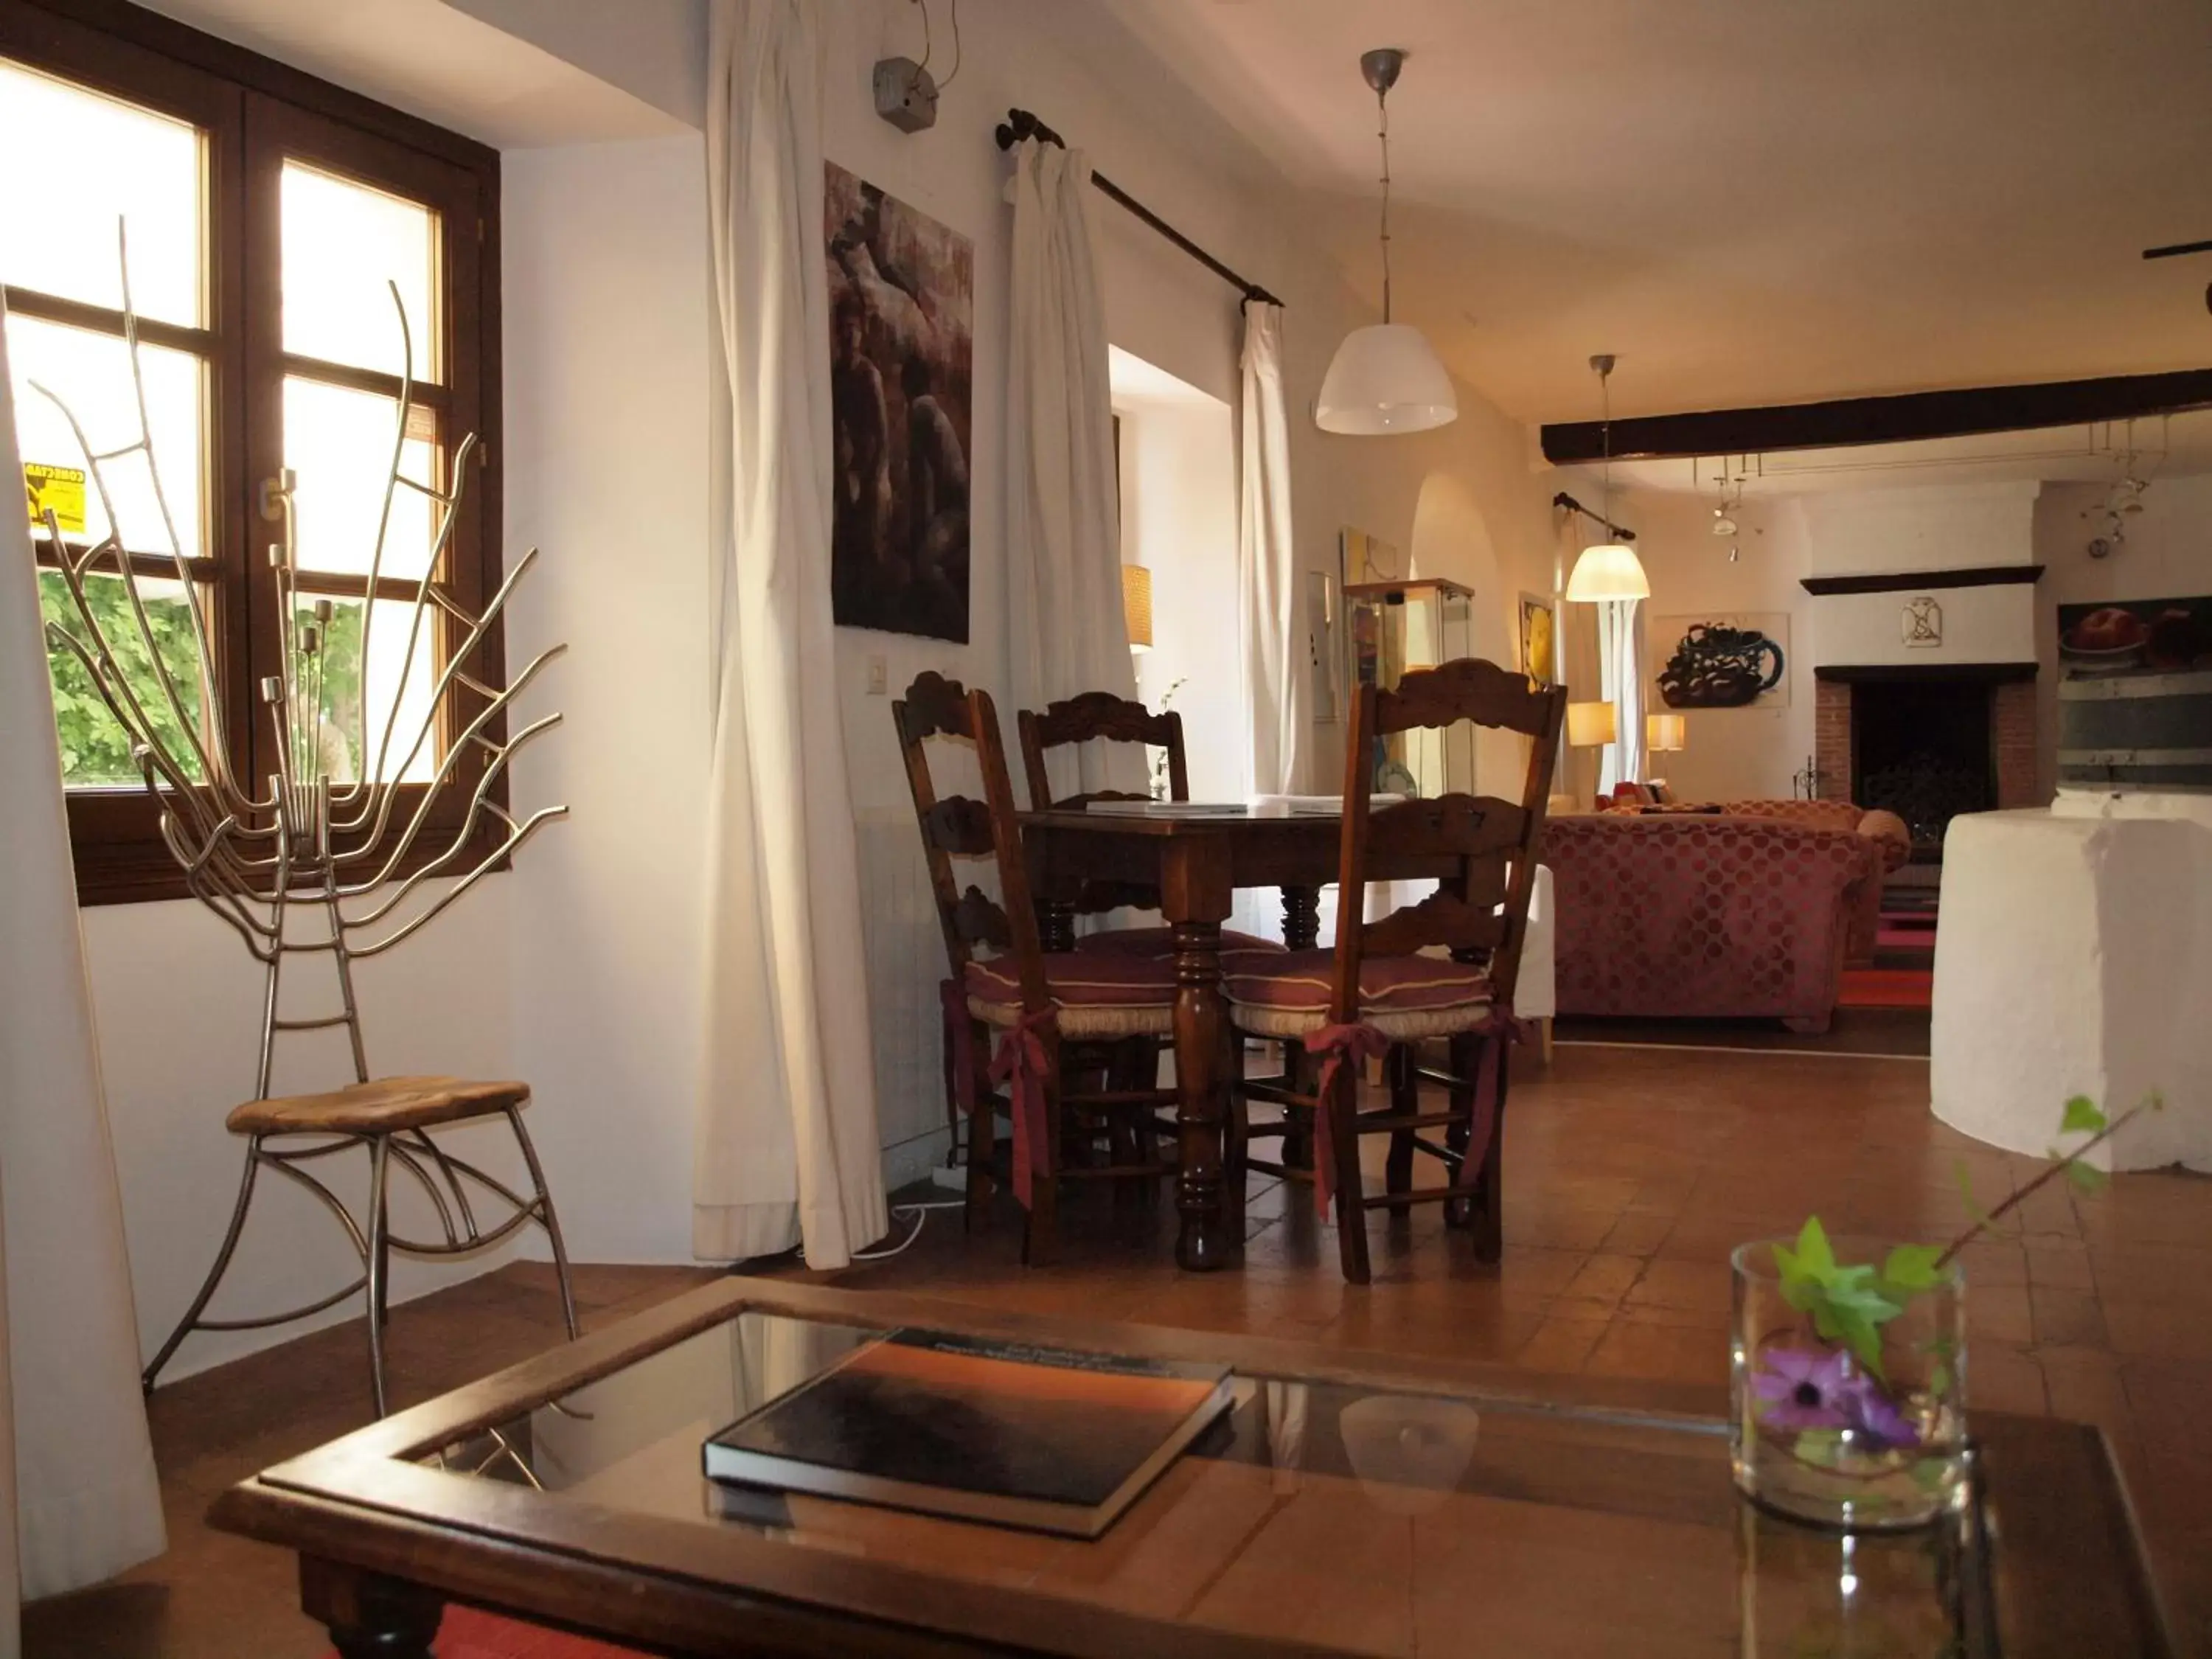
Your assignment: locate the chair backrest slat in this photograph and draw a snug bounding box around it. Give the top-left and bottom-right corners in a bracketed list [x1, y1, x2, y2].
[1018, 691, 1187, 812]
[1330, 657, 1567, 1021]
[895, 672, 1051, 1011]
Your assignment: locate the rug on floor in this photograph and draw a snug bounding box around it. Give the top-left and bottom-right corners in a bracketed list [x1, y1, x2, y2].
[327, 1606, 645, 1659]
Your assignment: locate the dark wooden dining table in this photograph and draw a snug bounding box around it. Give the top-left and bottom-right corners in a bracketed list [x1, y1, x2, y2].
[1019, 807, 1464, 1272]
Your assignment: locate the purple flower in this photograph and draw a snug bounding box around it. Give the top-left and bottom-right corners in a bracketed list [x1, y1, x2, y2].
[1837, 1378, 1921, 1453]
[1752, 1346, 1924, 1453]
[1750, 1346, 1852, 1430]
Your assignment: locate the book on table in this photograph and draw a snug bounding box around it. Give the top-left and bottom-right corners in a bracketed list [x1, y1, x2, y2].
[701, 1329, 1235, 1539]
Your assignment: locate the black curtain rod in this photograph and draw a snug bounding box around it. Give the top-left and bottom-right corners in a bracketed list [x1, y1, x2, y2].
[995, 108, 1285, 310]
[1552, 491, 1637, 544]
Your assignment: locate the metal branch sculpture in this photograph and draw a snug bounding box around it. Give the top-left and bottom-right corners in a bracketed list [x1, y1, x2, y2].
[32, 229, 576, 1411]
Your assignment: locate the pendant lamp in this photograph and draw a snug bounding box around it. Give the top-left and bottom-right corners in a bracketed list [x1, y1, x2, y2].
[1565, 353, 1650, 602]
[1316, 49, 1457, 436]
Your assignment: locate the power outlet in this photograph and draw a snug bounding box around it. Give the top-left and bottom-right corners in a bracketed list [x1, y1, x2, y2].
[866, 655, 888, 696]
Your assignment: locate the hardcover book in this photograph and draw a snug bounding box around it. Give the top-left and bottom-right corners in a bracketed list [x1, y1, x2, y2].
[702, 1329, 1235, 1538]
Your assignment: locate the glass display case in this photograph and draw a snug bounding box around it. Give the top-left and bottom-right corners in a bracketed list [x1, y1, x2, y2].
[1345, 578, 1476, 798]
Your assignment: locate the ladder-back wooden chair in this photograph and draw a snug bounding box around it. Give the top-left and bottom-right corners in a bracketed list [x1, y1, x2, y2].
[1017, 691, 1284, 960]
[896, 672, 1181, 1263]
[1224, 657, 1566, 1282]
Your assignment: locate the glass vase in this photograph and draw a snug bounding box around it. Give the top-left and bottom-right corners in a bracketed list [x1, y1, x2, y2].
[1730, 1238, 1966, 1530]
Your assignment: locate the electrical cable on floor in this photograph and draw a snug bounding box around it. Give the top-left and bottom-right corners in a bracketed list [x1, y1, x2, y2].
[852, 1197, 967, 1261]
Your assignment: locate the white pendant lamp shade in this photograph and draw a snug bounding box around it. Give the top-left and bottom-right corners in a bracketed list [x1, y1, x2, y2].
[1316, 324, 1458, 435]
[1565, 540, 1650, 602]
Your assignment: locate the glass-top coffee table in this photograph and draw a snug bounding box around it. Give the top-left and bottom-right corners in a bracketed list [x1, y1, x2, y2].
[210, 1276, 2174, 1657]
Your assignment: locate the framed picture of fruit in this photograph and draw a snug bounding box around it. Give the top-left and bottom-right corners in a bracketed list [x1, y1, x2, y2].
[1650, 611, 1791, 710]
[2057, 597, 2212, 675]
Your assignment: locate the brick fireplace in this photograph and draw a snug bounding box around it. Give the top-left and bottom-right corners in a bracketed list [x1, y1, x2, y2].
[1814, 669, 2038, 853]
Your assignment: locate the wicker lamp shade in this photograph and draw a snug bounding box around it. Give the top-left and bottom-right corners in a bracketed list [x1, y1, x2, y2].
[1121, 564, 1153, 652]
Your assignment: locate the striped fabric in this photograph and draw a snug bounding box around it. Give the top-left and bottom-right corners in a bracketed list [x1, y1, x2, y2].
[1223, 948, 1493, 1040]
[963, 952, 1176, 1038]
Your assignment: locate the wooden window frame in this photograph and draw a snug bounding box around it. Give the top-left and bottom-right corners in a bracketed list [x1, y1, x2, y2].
[2, 0, 504, 905]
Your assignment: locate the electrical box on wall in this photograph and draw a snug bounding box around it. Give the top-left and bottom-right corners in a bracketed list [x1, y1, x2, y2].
[874, 58, 938, 133]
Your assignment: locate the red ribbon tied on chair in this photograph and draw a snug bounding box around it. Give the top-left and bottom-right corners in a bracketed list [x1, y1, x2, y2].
[988, 1006, 1059, 1210]
[1464, 1005, 1533, 1192]
[1300, 1021, 1391, 1219]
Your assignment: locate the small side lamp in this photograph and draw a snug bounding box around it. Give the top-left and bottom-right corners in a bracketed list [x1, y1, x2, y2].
[1566, 700, 1617, 748]
[1646, 712, 1687, 753]
[1121, 564, 1152, 654]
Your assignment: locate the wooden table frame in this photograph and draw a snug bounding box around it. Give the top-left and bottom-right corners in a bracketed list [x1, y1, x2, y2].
[209, 1276, 2176, 1658]
[1019, 810, 1463, 1270]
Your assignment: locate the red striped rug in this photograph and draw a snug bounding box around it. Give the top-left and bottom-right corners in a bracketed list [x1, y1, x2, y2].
[327, 1606, 644, 1658]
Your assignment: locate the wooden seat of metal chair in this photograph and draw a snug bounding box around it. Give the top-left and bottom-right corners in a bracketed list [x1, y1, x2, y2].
[226, 1076, 531, 1136]
[1225, 657, 1566, 1284]
[897, 672, 1182, 1264]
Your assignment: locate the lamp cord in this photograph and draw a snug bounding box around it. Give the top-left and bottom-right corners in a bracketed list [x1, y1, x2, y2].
[1377, 84, 1394, 323]
[1599, 364, 1613, 530]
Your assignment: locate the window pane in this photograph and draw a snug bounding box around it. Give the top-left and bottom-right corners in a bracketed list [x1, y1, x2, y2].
[285, 377, 438, 580]
[0, 59, 202, 327]
[281, 162, 439, 379]
[298, 595, 436, 785]
[10, 312, 205, 560]
[39, 568, 209, 787]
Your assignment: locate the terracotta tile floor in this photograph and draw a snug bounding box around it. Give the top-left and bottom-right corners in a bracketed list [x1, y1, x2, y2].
[27, 1043, 2211, 1656]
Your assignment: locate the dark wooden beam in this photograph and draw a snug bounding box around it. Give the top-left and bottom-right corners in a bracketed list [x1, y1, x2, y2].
[1801, 565, 2043, 597]
[1540, 368, 2212, 465]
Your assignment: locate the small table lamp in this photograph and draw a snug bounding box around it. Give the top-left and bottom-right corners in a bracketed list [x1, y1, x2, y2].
[1646, 712, 1687, 754]
[1566, 700, 1617, 749]
[1121, 565, 1153, 654]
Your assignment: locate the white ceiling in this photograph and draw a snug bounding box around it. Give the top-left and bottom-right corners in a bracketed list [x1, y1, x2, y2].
[1105, 0, 2212, 424]
[131, 0, 684, 148]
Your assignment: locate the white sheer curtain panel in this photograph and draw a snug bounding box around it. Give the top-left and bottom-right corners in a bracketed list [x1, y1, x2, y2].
[1239, 302, 1302, 796]
[1596, 598, 1648, 793]
[0, 308, 166, 1627]
[1004, 138, 1144, 800]
[695, 0, 886, 1268]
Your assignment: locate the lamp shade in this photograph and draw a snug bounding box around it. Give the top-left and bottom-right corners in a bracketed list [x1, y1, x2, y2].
[1566, 700, 1617, 748]
[1121, 563, 1153, 652]
[1565, 540, 1650, 602]
[1646, 712, 1687, 752]
[1315, 324, 1458, 435]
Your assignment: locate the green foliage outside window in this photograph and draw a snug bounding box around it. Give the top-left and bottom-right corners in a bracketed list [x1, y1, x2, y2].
[37, 567, 205, 787]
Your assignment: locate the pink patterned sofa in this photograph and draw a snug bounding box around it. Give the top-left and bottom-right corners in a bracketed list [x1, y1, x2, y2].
[1545, 813, 1880, 1033]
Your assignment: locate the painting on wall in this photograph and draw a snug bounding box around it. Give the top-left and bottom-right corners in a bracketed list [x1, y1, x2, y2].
[826, 162, 974, 642]
[1651, 611, 1791, 709]
[2056, 597, 2212, 676]
[1518, 593, 1557, 687]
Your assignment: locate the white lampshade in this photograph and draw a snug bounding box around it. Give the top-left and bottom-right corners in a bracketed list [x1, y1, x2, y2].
[1566, 700, 1617, 748]
[1565, 540, 1650, 602]
[1646, 712, 1687, 752]
[1315, 324, 1458, 435]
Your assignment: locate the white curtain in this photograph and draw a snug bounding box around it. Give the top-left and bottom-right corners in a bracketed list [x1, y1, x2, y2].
[0, 309, 166, 1630]
[1238, 302, 1302, 796]
[1004, 138, 1144, 799]
[1596, 598, 1648, 793]
[695, 0, 886, 1267]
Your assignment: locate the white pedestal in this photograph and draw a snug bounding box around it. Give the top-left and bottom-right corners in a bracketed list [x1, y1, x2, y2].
[1930, 801, 2212, 1172]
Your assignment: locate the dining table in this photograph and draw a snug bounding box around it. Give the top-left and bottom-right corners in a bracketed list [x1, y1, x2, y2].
[1018, 806, 1467, 1272]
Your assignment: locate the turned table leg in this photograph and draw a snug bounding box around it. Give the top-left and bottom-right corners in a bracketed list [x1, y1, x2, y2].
[1280, 883, 1321, 951]
[302, 1557, 443, 1659]
[1163, 835, 1235, 1272]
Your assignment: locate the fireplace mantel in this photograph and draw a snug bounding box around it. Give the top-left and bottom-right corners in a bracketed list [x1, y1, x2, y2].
[1814, 662, 2038, 685]
[1801, 565, 2043, 597]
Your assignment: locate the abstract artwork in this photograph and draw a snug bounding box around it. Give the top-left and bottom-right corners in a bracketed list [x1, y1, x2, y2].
[1518, 592, 1557, 686]
[827, 162, 973, 641]
[1652, 611, 1791, 709]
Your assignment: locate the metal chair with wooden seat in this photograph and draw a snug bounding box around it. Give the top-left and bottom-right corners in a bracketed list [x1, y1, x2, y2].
[896, 672, 1182, 1264]
[1225, 657, 1565, 1283]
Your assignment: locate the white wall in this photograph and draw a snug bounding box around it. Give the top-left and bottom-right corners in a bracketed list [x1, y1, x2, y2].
[501, 134, 714, 1265]
[1605, 489, 1817, 803]
[1798, 481, 2041, 577]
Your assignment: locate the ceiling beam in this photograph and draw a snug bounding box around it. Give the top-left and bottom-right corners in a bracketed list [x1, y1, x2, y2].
[1539, 367, 2212, 465]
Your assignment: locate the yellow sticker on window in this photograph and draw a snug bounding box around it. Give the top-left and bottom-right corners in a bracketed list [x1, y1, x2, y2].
[25, 463, 87, 535]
